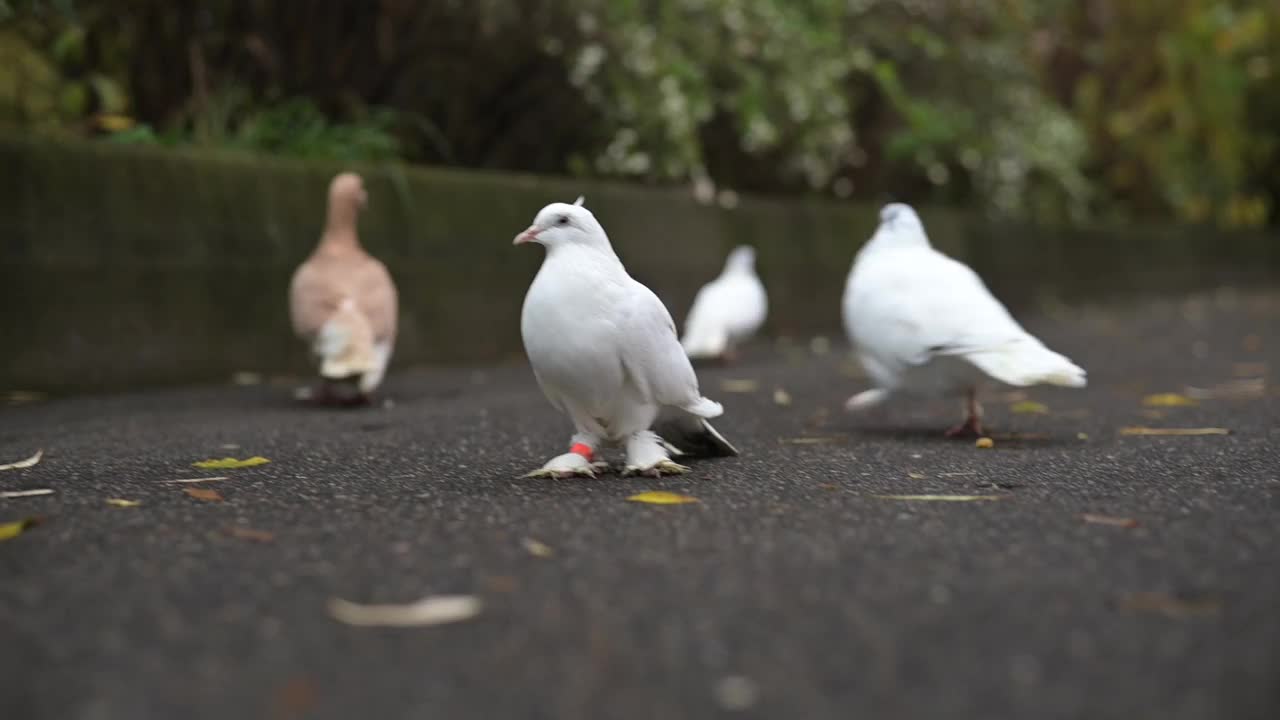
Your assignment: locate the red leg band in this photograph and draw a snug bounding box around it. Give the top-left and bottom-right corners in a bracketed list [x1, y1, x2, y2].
[569, 443, 594, 462]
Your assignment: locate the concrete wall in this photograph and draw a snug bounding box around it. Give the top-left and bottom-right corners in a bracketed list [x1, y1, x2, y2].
[2, 136, 1276, 391]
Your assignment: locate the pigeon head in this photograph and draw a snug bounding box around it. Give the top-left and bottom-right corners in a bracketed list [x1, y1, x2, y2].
[329, 172, 368, 212]
[873, 202, 930, 247]
[724, 245, 757, 273]
[513, 196, 608, 250]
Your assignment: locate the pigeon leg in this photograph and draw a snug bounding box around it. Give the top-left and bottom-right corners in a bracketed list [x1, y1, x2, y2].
[944, 389, 985, 437]
[524, 434, 609, 479]
[623, 430, 691, 477]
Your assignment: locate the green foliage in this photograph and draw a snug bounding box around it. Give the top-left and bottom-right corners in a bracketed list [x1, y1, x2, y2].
[0, 0, 1276, 226]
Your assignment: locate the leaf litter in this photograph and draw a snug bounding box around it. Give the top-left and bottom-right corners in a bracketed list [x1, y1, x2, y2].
[0, 449, 43, 471]
[192, 456, 270, 469]
[105, 498, 141, 507]
[0, 488, 54, 499]
[328, 595, 482, 627]
[874, 494, 1006, 502]
[1119, 427, 1230, 436]
[1080, 513, 1139, 528]
[1010, 401, 1049, 414]
[1142, 393, 1198, 407]
[185, 488, 224, 502]
[719, 379, 760, 393]
[627, 491, 699, 505]
[0, 516, 44, 541]
[162, 476, 229, 484]
[521, 538, 554, 558]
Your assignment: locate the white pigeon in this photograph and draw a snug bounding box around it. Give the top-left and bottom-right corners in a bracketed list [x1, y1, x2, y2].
[288, 172, 398, 405]
[680, 245, 768, 362]
[515, 197, 738, 478]
[841, 203, 1086, 436]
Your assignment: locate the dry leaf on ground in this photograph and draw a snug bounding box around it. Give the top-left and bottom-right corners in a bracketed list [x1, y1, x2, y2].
[328, 595, 482, 627]
[874, 494, 1006, 502]
[1118, 592, 1220, 618]
[0, 449, 43, 471]
[105, 498, 141, 507]
[781, 436, 845, 445]
[975, 437, 995, 449]
[521, 538, 554, 558]
[226, 526, 274, 542]
[1142, 393, 1198, 407]
[1185, 378, 1266, 400]
[192, 456, 270, 469]
[627, 491, 699, 505]
[185, 487, 224, 502]
[1119, 427, 1230, 436]
[1081, 513, 1139, 528]
[1010, 401, 1049, 414]
[0, 488, 53, 499]
[0, 516, 43, 541]
[719, 379, 760, 393]
[162, 476, 229, 484]
[772, 388, 792, 406]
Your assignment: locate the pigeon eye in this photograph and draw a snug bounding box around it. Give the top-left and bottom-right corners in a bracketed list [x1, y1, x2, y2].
[557, 215, 570, 226]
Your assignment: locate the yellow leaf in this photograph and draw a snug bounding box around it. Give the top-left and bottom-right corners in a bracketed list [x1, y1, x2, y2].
[975, 437, 995, 449]
[192, 456, 270, 469]
[1010, 401, 1049, 414]
[873, 494, 1006, 502]
[328, 595, 482, 627]
[0, 449, 43, 471]
[907, 472, 926, 480]
[105, 498, 141, 507]
[185, 487, 224, 502]
[1119, 427, 1230, 436]
[627, 491, 699, 505]
[1142, 393, 1197, 407]
[772, 388, 792, 406]
[0, 516, 43, 541]
[0, 488, 53, 499]
[719, 379, 759, 393]
[522, 538, 554, 558]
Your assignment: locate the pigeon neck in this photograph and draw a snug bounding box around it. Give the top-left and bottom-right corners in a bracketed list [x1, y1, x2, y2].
[322, 205, 361, 249]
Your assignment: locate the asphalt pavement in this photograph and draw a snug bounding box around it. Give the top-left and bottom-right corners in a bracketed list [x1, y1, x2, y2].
[2, 289, 1278, 720]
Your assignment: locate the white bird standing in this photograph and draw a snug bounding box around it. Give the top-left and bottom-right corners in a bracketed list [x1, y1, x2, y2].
[515, 197, 738, 478]
[680, 245, 768, 362]
[841, 203, 1086, 436]
[288, 172, 398, 405]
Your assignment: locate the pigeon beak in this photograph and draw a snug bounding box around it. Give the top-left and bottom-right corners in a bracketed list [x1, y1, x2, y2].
[513, 227, 540, 245]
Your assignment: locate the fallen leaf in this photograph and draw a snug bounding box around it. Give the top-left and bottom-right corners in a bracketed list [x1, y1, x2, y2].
[975, 437, 995, 449]
[1142, 393, 1197, 407]
[1076, 432, 1090, 440]
[162, 476, 229, 484]
[873, 494, 1006, 502]
[1080, 513, 1139, 528]
[627, 491, 699, 505]
[1118, 592, 1220, 618]
[185, 487, 224, 502]
[0, 516, 43, 541]
[0, 449, 43, 471]
[1184, 378, 1266, 400]
[0, 488, 53, 499]
[719, 379, 759, 393]
[226, 526, 274, 542]
[1010, 400, 1049, 414]
[521, 538, 554, 558]
[192, 456, 269, 469]
[818, 483, 838, 491]
[1119, 427, 1230, 436]
[328, 595, 482, 627]
[772, 388, 792, 406]
[5, 390, 46, 405]
[907, 472, 926, 480]
[781, 436, 845, 445]
[231, 371, 263, 386]
[105, 498, 141, 507]
[1233, 362, 1267, 377]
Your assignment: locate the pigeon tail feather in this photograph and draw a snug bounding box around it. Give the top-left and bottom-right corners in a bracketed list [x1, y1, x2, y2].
[961, 339, 1087, 388]
[681, 396, 724, 418]
[317, 300, 378, 380]
[654, 412, 739, 458]
[681, 325, 729, 359]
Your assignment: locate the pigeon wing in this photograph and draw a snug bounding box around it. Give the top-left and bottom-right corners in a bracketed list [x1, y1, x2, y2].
[617, 282, 723, 418]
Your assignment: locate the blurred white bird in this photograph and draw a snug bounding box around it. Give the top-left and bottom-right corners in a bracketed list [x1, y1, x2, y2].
[680, 245, 768, 362]
[288, 173, 398, 405]
[515, 197, 738, 478]
[841, 203, 1086, 436]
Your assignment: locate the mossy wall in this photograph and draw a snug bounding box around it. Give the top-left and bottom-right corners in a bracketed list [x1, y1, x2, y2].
[2, 136, 1276, 391]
